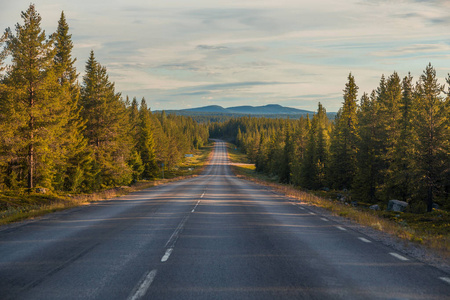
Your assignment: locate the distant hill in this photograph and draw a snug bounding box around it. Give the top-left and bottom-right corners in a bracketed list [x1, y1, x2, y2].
[182, 105, 230, 113]
[159, 104, 337, 121]
[180, 104, 313, 115]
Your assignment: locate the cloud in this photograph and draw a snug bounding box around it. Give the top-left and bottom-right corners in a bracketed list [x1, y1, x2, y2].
[196, 45, 229, 50]
[373, 43, 450, 57]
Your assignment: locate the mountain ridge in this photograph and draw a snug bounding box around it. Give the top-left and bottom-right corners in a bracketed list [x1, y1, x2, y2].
[181, 104, 313, 115]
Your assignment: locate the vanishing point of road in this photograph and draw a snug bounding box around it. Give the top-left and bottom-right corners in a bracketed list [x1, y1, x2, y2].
[0, 141, 449, 299]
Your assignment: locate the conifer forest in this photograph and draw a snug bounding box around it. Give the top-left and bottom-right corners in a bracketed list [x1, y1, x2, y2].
[0, 5, 209, 193]
[210, 69, 450, 213]
[0, 5, 449, 214]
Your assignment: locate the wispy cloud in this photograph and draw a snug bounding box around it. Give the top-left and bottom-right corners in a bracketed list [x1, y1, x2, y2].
[2, 0, 450, 111]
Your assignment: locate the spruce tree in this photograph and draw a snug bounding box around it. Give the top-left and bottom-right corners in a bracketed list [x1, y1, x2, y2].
[52, 11, 90, 191]
[80, 50, 132, 189]
[3, 5, 72, 190]
[377, 72, 403, 199]
[414, 64, 447, 211]
[353, 91, 383, 203]
[329, 73, 359, 190]
[280, 121, 293, 183]
[384, 74, 416, 202]
[301, 103, 329, 189]
[0, 32, 10, 188]
[138, 98, 158, 179]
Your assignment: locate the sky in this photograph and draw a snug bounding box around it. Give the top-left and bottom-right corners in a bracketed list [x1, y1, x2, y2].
[1, 0, 450, 112]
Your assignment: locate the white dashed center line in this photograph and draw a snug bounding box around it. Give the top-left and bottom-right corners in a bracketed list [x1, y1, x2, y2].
[191, 200, 201, 212]
[127, 269, 158, 300]
[358, 237, 371, 243]
[336, 226, 346, 231]
[309, 212, 316, 215]
[439, 277, 450, 285]
[389, 252, 409, 261]
[320, 218, 329, 222]
[161, 248, 173, 262]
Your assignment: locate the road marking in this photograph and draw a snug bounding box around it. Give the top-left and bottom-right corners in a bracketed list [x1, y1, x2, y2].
[358, 237, 371, 243]
[309, 212, 316, 215]
[299, 207, 305, 210]
[191, 200, 201, 212]
[439, 277, 450, 285]
[161, 248, 173, 262]
[165, 215, 189, 248]
[389, 252, 409, 261]
[200, 192, 205, 198]
[320, 218, 329, 222]
[127, 269, 157, 300]
[336, 226, 346, 231]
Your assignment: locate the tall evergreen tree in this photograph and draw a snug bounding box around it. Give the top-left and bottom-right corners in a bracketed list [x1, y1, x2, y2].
[300, 103, 330, 189]
[383, 74, 416, 202]
[329, 73, 359, 190]
[3, 5, 72, 189]
[353, 91, 381, 203]
[80, 50, 132, 189]
[377, 72, 403, 199]
[0, 32, 10, 189]
[138, 98, 158, 179]
[280, 121, 293, 183]
[52, 11, 90, 191]
[414, 64, 447, 212]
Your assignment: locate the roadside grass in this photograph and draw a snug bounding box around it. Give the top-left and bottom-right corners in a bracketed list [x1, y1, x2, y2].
[0, 143, 214, 226]
[226, 143, 450, 258]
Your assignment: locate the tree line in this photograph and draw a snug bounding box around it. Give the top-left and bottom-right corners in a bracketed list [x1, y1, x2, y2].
[211, 67, 450, 212]
[0, 5, 209, 193]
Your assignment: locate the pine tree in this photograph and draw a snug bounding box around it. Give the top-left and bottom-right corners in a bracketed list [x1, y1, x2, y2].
[384, 73, 416, 202]
[414, 64, 447, 212]
[138, 98, 158, 179]
[291, 116, 309, 186]
[52, 11, 90, 192]
[3, 5, 73, 190]
[280, 121, 293, 183]
[353, 91, 381, 203]
[443, 75, 450, 206]
[376, 72, 403, 199]
[0, 32, 10, 189]
[80, 50, 132, 189]
[329, 73, 359, 190]
[300, 103, 330, 189]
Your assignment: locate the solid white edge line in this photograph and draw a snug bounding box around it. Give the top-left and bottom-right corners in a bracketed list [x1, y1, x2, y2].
[358, 237, 371, 243]
[439, 277, 450, 285]
[389, 252, 409, 261]
[161, 248, 173, 262]
[320, 218, 329, 222]
[336, 226, 346, 231]
[127, 269, 158, 300]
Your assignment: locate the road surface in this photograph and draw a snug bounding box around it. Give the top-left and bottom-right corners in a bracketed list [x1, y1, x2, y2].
[0, 141, 449, 299]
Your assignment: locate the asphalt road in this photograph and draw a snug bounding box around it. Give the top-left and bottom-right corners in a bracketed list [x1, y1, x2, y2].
[0, 141, 449, 299]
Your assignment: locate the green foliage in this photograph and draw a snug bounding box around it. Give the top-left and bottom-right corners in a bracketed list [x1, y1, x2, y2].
[329, 73, 359, 190]
[1, 5, 75, 190]
[214, 66, 449, 212]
